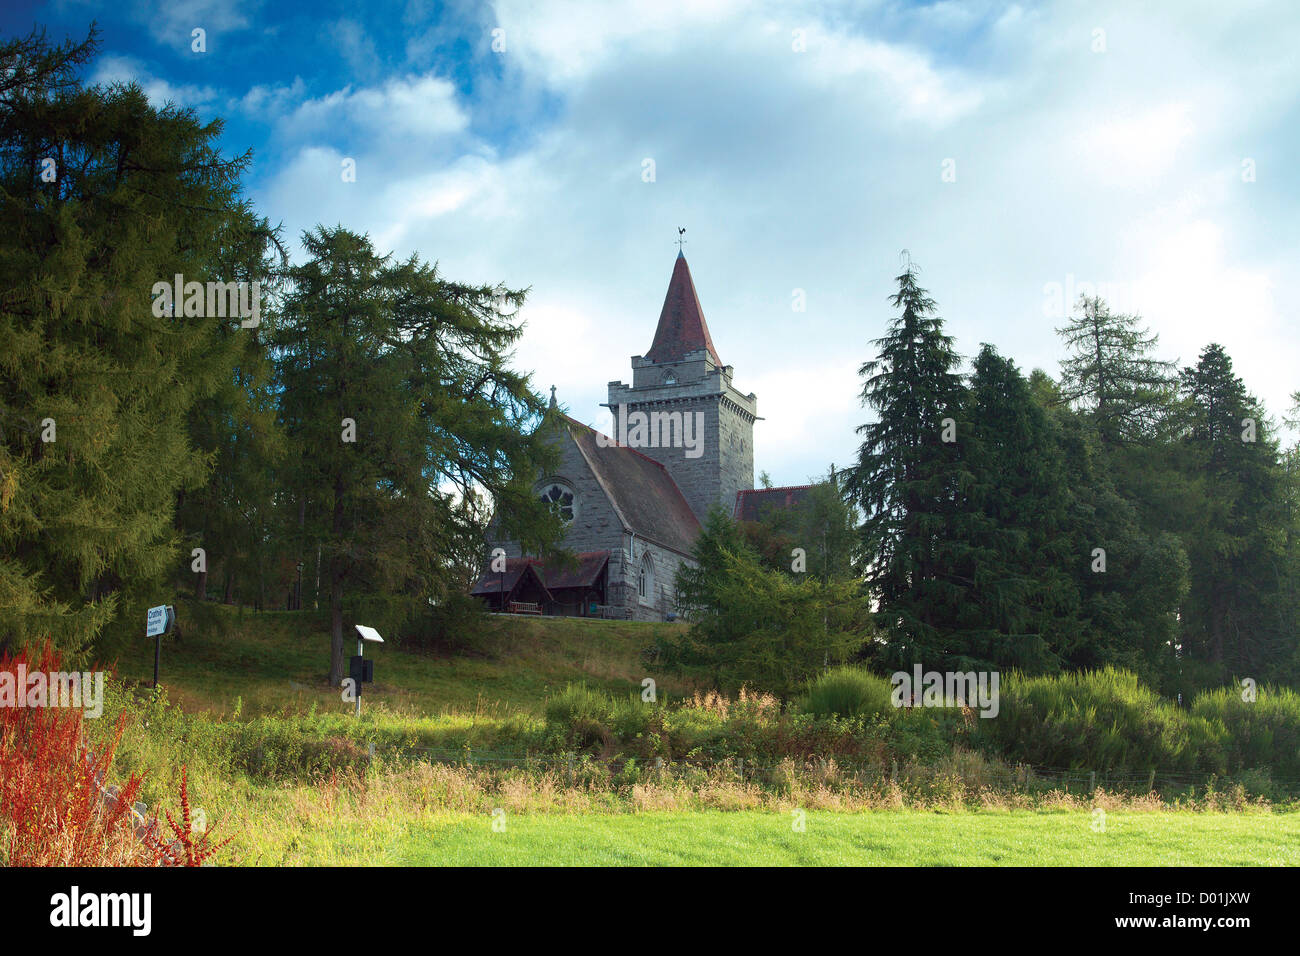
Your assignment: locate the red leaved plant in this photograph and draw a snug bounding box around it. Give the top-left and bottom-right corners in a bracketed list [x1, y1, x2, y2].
[145, 766, 232, 866]
[0, 644, 230, 866]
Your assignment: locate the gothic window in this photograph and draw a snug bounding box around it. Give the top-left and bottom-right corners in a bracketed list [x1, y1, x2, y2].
[537, 481, 576, 523]
[662, 368, 677, 385]
[638, 552, 655, 603]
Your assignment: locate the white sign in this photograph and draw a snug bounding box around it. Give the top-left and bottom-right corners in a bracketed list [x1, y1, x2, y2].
[354, 624, 384, 643]
[146, 605, 168, 637]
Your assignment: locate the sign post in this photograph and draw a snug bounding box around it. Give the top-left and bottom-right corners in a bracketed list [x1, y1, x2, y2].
[351, 625, 383, 717]
[146, 605, 175, 688]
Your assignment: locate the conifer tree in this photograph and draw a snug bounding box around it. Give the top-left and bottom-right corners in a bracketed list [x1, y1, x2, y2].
[0, 27, 262, 654]
[945, 345, 1080, 672]
[1177, 344, 1287, 682]
[273, 226, 562, 684]
[1056, 296, 1177, 446]
[844, 256, 969, 668]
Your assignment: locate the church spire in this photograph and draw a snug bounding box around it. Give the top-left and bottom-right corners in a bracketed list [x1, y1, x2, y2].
[645, 252, 722, 366]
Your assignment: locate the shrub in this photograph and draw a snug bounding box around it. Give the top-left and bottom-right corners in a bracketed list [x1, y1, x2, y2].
[1192, 685, 1300, 781]
[800, 666, 894, 719]
[974, 667, 1225, 772]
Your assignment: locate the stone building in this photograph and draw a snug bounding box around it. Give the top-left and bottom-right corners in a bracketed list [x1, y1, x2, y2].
[472, 251, 760, 621]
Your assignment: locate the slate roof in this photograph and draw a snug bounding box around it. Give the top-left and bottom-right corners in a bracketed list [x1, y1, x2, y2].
[733, 484, 815, 522]
[644, 253, 722, 366]
[471, 551, 610, 594]
[564, 415, 701, 555]
[470, 561, 551, 598]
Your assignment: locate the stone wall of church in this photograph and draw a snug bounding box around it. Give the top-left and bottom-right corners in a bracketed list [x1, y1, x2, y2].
[609, 535, 692, 622]
[488, 430, 622, 560]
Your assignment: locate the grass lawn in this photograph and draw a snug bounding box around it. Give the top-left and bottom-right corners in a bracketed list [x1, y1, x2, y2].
[272, 810, 1300, 866]
[98, 601, 688, 717]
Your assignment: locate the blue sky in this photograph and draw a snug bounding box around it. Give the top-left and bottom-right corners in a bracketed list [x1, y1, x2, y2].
[6, 0, 1299, 484]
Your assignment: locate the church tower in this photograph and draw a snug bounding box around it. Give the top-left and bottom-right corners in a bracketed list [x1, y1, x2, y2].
[605, 252, 758, 522]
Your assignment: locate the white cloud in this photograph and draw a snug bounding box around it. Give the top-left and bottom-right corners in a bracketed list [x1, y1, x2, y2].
[90, 55, 217, 108]
[255, 0, 1300, 480]
[283, 75, 469, 143]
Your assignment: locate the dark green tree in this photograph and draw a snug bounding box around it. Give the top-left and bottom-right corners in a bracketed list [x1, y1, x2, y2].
[844, 256, 969, 669]
[273, 226, 563, 684]
[1176, 344, 1288, 683]
[944, 345, 1081, 672]
[0, 26, 264, 655]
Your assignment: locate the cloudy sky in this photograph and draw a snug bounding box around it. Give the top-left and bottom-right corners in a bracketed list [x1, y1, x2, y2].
[10, 0, 1299, 483]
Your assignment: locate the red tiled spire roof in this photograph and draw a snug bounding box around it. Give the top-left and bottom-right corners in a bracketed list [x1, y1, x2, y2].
[645, 253, 722, 366]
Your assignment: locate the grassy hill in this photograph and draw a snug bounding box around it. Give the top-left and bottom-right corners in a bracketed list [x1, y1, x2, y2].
[97, 600, 692, 719]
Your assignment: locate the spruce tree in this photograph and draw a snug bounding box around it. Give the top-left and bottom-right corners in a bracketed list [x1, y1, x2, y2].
[945, 345, 1080, 672]
[1177, 344, 1286, 682]
[844, 256, 969, 669]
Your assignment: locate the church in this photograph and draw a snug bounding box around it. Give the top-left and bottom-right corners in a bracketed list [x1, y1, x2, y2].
[473, 249, 785, 621]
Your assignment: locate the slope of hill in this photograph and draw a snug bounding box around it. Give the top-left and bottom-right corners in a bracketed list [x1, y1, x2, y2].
[98, 600, 691, 718]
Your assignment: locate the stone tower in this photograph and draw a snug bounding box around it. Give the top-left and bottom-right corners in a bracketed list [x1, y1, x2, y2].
[605, 252, 757, 522]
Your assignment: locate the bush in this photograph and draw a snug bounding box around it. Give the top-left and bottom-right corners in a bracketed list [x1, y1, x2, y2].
[1192, 685, 1300, 781]
[800, 666, 894, 719]
[974, 667, 1225, 772]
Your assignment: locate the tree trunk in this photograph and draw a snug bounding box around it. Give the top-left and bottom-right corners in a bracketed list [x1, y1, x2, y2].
[329, 566, 345, 686]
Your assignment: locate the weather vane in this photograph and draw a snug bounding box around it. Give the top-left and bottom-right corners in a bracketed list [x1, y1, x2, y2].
[676, 227, 686, 253]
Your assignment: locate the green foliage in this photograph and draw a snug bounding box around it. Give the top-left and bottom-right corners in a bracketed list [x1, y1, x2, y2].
[668, 509, 870, 696]
[0, 27, 267, 656]
[740, 471, 858, 581]
[1056, 295, 1177, 446]
[973, 668, 1225, 773]
[272, 226, 564, 683]
[844, 256, 970, 669]
[1191, 685, 1300, 781]
[800, 666, 893, 719]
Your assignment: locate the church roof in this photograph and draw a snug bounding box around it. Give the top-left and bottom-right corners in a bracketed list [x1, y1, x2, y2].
[734, 484, 815, 522]
[645, 253, 722, 366]
[471, 551, 609, 594]
[563, 415, 701, 555]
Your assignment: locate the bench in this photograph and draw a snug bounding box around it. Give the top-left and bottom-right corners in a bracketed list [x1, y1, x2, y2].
[507, 601, 542, 615]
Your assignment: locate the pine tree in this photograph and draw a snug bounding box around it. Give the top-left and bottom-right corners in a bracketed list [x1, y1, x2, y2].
[1056, 296, 1176, 446]
[0, 27, 263, 654]
[945, 345, 1081, 672]
[844, 256, 969, 668]
[1177, 344, 1286, 682]
[273, 226, 562, 684]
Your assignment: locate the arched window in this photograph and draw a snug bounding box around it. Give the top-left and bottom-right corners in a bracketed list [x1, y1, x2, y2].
[662, 368, 677, 385]
[638, 552, 655, 604]
[537, 480, 577, 523]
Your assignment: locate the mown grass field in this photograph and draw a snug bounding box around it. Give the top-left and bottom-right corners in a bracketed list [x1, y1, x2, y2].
[271, 809, 1300, 867]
